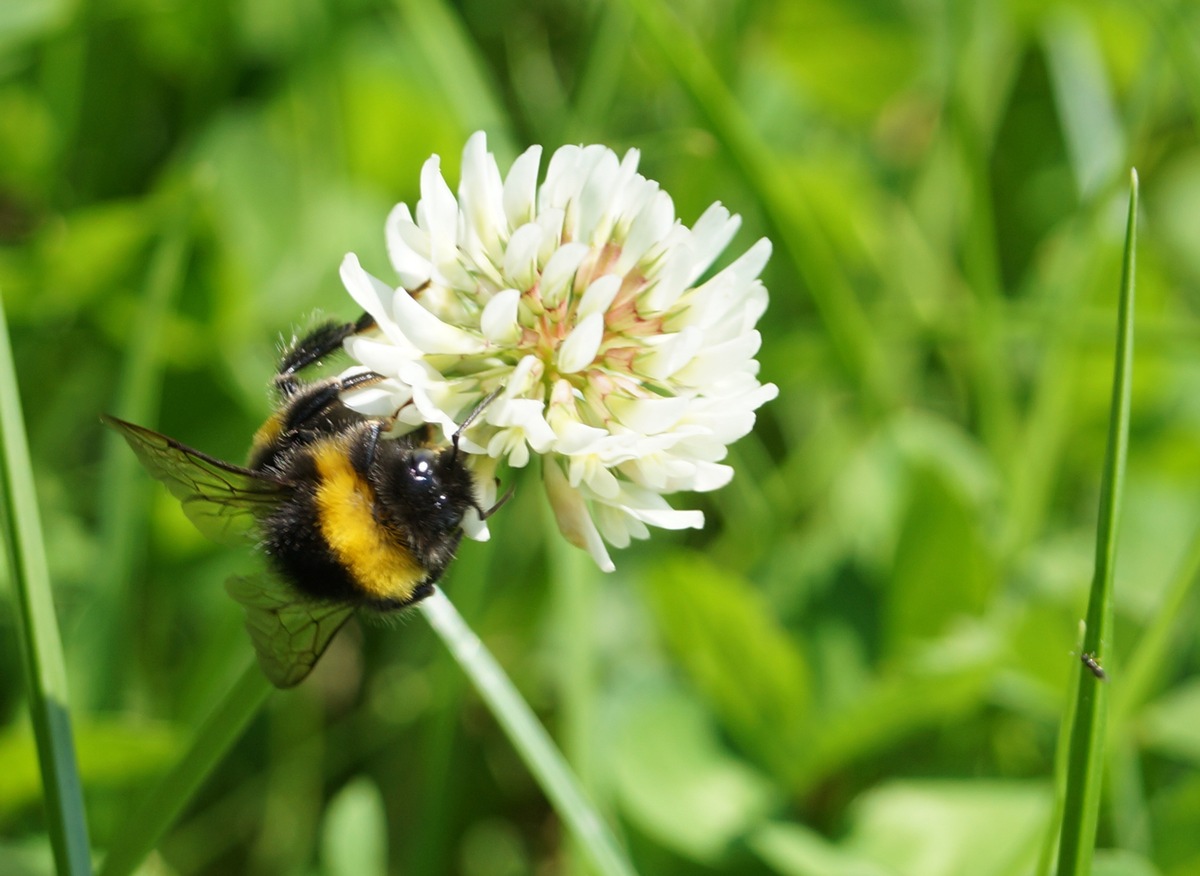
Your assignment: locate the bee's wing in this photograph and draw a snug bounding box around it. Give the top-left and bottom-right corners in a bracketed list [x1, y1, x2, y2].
[226, 574, 355, 688]
[102, 414, 288, 546]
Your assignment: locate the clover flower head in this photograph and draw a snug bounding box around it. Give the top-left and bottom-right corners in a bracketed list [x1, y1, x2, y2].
[338, 132, 777, 571]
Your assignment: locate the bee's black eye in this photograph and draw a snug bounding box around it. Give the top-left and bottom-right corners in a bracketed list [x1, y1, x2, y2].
[410, 450, 437, 483]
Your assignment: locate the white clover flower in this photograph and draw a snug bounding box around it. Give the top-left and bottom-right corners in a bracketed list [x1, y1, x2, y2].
[337, 132, 777, 571]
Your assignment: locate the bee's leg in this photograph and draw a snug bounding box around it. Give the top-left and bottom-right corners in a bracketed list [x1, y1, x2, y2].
[275, 312, 377, 397]
[409, 581, 436, 605]
[477, 480, 515, 519]
[279, 370, 385, 435]
[357, 406, 406, 471]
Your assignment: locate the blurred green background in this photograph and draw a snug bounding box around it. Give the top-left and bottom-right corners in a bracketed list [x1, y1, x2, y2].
[2, 0, 1199, 874]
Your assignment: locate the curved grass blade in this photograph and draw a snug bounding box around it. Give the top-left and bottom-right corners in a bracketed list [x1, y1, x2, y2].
[1053, 169, 1138, 876]
[97, 659, 272, 876]
[0, 294, 94, 874]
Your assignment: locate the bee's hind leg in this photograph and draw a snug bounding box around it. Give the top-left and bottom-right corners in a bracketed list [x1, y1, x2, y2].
[275, 312, 377, 397]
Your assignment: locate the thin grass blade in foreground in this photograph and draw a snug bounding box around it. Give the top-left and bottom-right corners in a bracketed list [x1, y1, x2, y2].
[0, 294, 94, 875]
[1054, 169, 1138, 876]
[98, 660, 272, 876]
[420, 587, 638, 876]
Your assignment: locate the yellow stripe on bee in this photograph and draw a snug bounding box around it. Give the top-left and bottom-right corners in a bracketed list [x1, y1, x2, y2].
[251, 412, 285, 455]
[312, 441, 425, 602]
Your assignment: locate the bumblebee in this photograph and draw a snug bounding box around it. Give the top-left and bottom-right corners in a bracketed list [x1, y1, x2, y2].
[103, 313, 508, 688]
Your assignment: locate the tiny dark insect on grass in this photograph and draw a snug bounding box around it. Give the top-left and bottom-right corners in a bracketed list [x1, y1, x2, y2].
[1080, 651, 1107, 682]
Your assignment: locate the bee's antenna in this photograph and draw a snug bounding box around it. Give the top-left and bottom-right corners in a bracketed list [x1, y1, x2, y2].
[451, 386, 504, 455]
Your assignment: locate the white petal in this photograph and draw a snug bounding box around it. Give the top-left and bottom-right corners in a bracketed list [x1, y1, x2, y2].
[389, 287, 486, 355]
[576, 148, 621, 243]
[338, 370, 411, 417]
[689, 461, 734, 492]
[344, 334, 418, 374]
[340, 253, 392, 324]
[550, 416, 610, 455]
[504, 354, 545, 396]
[459, 132, 506, 255]
[490, 397, 556, 452]
[579, 462, 620, 499]
[385, 204, 433, 289]
[627, 504, 704, 530]
[577, 274, 621, 320]
[536, 207, 566, 263]
[641, 242, 695, 314]
[503, 223, 543, 291]
[634, 327, 704, 382]
[545, 459, 614, 572]
[540, 242, 589, 308]
[504, 144, 543, 228]
[673, 331, 762, 387]
[685, 203, 741, 284]
[606, 394, 690, 435]
[615, 189, 674, 273]
[556, 312, 604, 374]
[481, 288, 521, 345]
[593, 501, 636, 548]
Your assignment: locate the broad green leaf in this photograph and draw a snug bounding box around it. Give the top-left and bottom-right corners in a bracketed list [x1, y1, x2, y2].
[1139, 678, 1200, 766]
[748, 820, 893, 876]
[847, 781, 1050, 876]
[321, 776, 388, 876]
[886, 461, 997, 652]
[0, 721, 181, 817]
[1091, 849, 1163, 876]
[799, 626, 997, 785]
[611, 683, 775, 864]
[642, 553, 811, 780]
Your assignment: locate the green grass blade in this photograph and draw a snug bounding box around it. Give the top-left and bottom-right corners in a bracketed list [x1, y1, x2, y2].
[392, 0, 517, 160]
[89, 210, 192, 703]
[98, 660, 272, 876]
[617, 0, 893, 409]
[1054, 169, 1138, 876]
[419, 587, 638, 876]
[549, 524, 605, 876]
[0, 293, 94, 875]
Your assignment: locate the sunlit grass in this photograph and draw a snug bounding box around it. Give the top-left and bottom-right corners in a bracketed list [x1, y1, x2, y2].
[1051, 169, 1137, 876]
[1, 1, 1197, 874]
[0, 297, 93, 875]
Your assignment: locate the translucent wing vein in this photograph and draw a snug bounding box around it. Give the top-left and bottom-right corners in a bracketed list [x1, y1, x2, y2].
[102, 414, 288, 545]
[226, 575, 355, 688]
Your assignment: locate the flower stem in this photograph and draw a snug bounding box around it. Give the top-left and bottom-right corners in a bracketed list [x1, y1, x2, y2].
[0, 294, 94, 875]
[419, 587, 637, 876]
[550, 528, 603, 875]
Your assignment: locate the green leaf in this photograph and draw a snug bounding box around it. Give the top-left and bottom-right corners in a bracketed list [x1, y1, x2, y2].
[642, 553, 811, 781]
[800, 626, 997, 786]
[886, 461, 997, 651]
[321, 776, 388, 876]
[1091, 849, 1163, 876]
[1139, 679, 1200, 765]
[0, 721, 181, 817]
[847, 781, 1050, 876]
[611, 683, 775, 864]
[748, 820, 893, 876]
[97, 661, 273, 876]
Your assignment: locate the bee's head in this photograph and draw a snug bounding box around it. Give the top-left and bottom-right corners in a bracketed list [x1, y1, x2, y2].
[375, 444, 476, 535]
